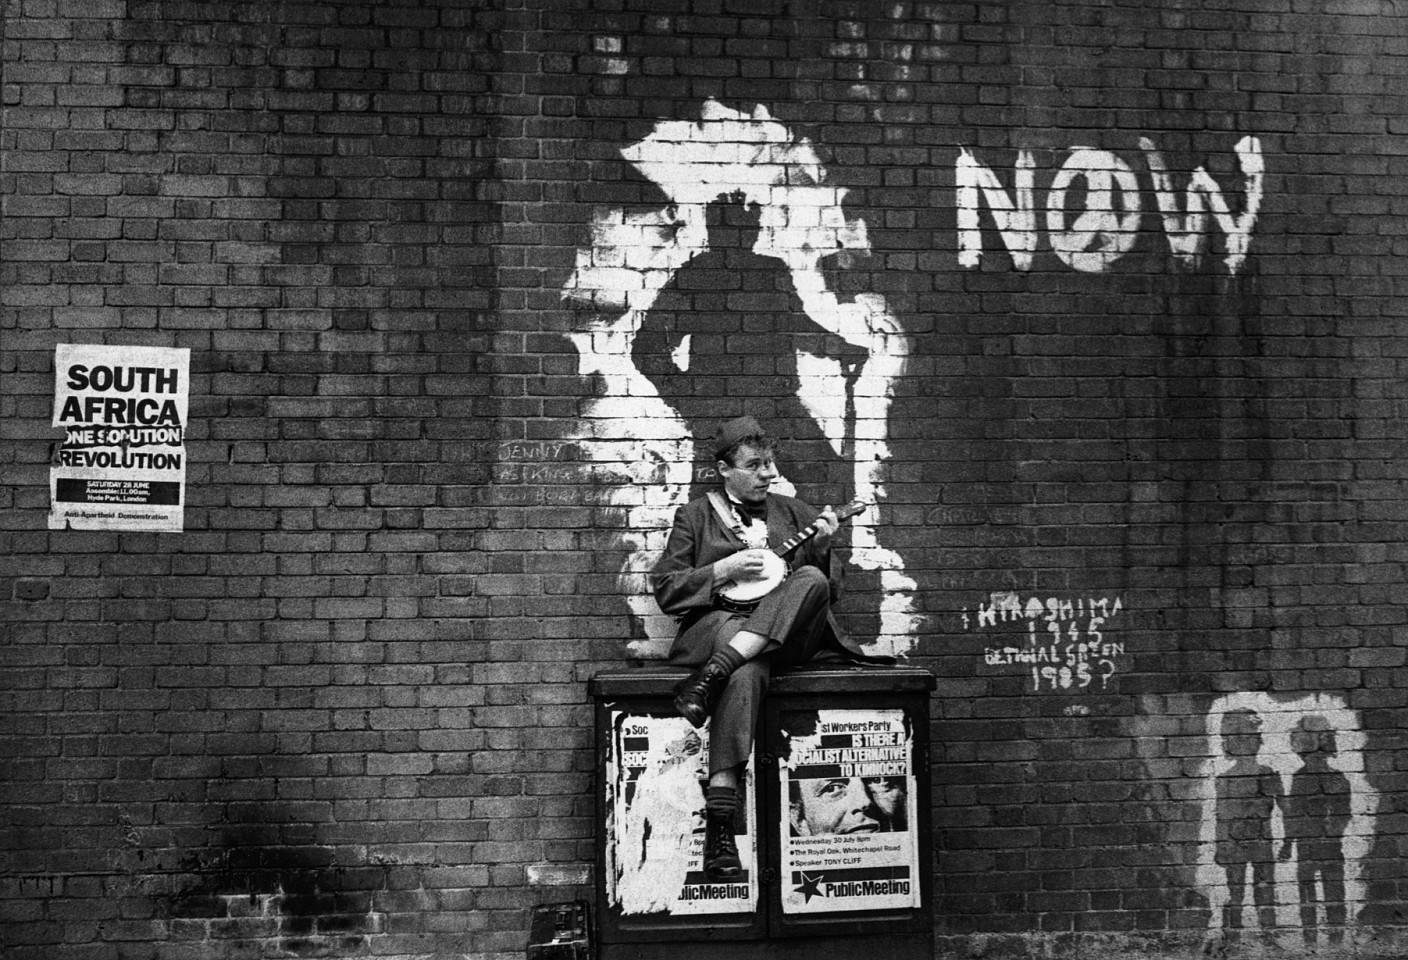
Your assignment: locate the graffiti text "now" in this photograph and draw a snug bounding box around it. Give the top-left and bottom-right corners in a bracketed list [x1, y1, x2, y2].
[957, 137, 1263, 275]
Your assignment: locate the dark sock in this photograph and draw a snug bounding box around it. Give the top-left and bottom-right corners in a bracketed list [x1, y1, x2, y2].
[705, 785, 738, 817]
[707, 645, 746, 677]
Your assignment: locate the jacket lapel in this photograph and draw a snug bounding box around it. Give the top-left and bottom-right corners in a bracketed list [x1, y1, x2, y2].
[705, 491, 745, 549]
[764, 494, 790, 556]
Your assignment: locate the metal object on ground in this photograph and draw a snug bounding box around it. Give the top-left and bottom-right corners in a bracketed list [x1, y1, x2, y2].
[527, 900, 590, 960]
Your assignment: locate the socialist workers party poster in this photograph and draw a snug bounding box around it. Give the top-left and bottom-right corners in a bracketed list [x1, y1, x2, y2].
[49, 344, 190, 533]
[778, 707, 921, 915]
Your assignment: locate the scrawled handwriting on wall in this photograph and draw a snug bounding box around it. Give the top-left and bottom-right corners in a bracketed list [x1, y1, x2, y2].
[493, 463, 593, 485]
[497, 440, 581, 462]
[965, 592, 1125, 692]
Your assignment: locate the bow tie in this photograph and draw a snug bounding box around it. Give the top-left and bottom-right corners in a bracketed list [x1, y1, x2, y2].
[736, 499, 767, 522]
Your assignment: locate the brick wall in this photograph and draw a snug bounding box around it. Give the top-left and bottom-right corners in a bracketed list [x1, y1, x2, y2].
[3, 0, 1407, 957]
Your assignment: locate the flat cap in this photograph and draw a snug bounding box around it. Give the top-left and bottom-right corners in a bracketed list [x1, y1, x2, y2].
[712, 415, 766, 459]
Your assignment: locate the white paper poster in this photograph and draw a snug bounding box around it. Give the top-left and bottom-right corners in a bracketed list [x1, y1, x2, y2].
[779, 707, 920, 914]
[49, 344, 190, 533]
[605, 710, 757, 916]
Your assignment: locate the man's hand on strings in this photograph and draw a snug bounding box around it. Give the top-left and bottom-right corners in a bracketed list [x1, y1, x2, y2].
[716, 549, 771, 584]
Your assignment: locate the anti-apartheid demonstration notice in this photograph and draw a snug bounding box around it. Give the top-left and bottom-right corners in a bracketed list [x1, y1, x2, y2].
[49, 344, 190, 533]
[779, 708, 920, 915]
[604, 711, 757, 917]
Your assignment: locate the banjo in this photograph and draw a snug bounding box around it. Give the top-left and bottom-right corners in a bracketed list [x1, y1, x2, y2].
[717, 499, 869, 607]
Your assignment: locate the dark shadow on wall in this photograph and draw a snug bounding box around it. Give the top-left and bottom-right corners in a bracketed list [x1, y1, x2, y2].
[630, 194, 885, 643]
[167, 834, 383, 958]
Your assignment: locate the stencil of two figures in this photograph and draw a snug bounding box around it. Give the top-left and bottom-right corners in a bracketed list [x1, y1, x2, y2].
[1214, 709, 1351, 946]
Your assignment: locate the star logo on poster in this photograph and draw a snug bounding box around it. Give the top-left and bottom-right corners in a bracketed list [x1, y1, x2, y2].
[793, 871, 825, 903]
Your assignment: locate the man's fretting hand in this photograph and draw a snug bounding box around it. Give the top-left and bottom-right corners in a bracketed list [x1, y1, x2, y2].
[813, 506, 838, 547]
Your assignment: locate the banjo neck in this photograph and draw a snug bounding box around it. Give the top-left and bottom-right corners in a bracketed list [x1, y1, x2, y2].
[770, 499, 867, 557]
[771, 516, 828, 558]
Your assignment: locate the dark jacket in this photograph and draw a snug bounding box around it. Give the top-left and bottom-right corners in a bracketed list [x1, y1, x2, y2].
[650, 491, 888, 665]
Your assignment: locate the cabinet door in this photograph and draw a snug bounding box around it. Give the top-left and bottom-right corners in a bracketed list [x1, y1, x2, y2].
[762, 693, 933, 939]
[596, 698, 768, 943]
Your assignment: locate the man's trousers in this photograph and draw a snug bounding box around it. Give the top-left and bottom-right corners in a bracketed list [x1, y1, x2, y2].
[667, 566, 831, 775]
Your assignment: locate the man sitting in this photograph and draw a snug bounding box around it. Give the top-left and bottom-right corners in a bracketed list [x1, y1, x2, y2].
[650, 415, 892, 880]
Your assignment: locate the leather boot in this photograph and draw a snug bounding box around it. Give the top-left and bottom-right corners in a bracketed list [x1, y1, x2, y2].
[703, 808, 742, 881]
[673, 661, 730, 728]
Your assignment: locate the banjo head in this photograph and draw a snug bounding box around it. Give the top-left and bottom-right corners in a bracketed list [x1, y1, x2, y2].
[721, 552, 788, 603]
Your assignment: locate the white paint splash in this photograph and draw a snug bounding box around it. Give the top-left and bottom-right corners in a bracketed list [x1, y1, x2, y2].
[670, 335, 691, 373]
[563, 98, 918, 658]
[1195, 692, 1377, 945]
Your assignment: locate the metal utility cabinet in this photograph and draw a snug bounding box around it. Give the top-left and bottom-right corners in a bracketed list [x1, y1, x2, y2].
[589, 665, 936, 960]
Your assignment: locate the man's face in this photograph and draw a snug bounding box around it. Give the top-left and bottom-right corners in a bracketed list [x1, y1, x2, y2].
[718, 443, 778, 504]
[792, 777, 881, 836]
[864, 777, 905, 829]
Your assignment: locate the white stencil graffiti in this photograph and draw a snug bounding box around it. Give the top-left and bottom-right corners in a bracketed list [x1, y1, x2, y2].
[1196, 693, 1377, 948]
[562, 98, 918, 658]
[957, 137, 1264, 274]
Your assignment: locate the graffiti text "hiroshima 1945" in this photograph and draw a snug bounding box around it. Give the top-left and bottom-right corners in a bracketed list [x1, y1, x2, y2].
[966, 592, 1125, 693]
